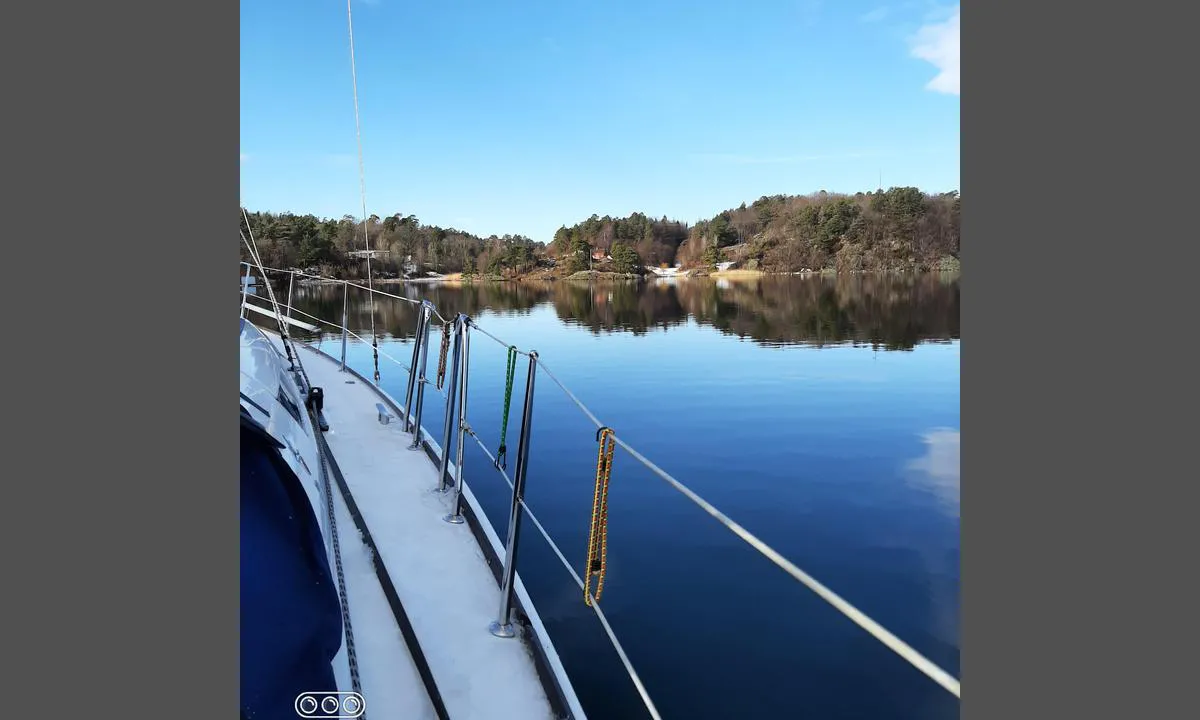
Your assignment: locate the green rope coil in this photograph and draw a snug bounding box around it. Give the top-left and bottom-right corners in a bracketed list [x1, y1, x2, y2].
[496, 346, 517, 469]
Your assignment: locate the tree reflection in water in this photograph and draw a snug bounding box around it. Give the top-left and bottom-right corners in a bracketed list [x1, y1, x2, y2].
[277, 273, 959, 351]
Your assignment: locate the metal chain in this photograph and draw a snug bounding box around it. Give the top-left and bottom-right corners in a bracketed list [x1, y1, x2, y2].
[435, 322, 451, 391]
[495, 346, 517, 469]
[316, 427, 366, 716]
[585, 427, 616, 606]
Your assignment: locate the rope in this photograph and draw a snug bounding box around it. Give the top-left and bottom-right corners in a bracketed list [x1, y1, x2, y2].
[495, 346, 517, 469]
[585, 427, 616, 606]
[344, 0, 379, 383]
[435, 321, 451, 390]
[532, 355, 961, 697]
[461, 427, 662, 720]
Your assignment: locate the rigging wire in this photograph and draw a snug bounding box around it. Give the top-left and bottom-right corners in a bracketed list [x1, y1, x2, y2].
[345, 0, 380, 381]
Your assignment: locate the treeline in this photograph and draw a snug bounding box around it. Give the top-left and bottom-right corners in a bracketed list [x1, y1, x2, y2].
[683, 187, 960, 273]
[238, 210, 544, 278]
[549, 212, 691, 272]
[240, 186, 960, 278]
[552, 187, 960, 273]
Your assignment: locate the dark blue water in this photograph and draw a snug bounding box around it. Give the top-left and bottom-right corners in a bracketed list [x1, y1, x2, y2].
[267, 274, 960, 720]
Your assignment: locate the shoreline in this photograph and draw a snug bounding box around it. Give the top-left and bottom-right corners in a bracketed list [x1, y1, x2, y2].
[289, 267, 959, 286]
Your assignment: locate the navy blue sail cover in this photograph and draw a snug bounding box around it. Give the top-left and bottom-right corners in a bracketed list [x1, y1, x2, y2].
[241, 407, 343, 719]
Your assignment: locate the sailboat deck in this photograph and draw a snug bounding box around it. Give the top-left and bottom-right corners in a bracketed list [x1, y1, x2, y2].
[328, 469, 435, 718]
[274, 335, 558, 720]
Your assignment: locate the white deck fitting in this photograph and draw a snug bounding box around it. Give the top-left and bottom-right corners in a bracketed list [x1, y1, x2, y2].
[279, 337, 558, 720]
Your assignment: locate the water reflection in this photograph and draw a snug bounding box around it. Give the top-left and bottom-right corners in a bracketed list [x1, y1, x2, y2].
[906, 428, 961, 517]
[901, 427, 961, 676]
[275, 273, 959, 350]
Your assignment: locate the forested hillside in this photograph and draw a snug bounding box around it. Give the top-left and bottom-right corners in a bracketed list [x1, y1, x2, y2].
[550, 187, 960, 273]
[239, 211, 542, 278]
[239, 186, 960, 278]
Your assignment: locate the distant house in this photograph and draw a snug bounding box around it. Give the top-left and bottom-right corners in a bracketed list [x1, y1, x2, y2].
[591, 249, 608, 261]
[348, 249, 390, 260]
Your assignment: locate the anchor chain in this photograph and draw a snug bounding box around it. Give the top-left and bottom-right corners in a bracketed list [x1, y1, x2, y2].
[315, 425, 366, 716]
[495, 346, 517, 469]
[584, 426, 616, 606]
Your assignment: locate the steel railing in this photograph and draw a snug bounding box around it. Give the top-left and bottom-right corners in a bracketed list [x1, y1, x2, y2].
[239, 262, 962, 718]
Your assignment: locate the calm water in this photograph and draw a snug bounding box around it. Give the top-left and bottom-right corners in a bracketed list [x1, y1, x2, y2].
[251, 274, 960, 720]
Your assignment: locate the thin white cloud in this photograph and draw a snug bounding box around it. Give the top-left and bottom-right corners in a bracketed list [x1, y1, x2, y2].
[860, 7, 890, 23]
[240, 153, 248, 163]
[910, 5, 960, 95]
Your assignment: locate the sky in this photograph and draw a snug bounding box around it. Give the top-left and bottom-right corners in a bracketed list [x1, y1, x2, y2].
[240, 0, 959, 243]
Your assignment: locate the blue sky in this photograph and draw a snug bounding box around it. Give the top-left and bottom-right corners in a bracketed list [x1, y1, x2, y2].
[240, 0, 959, 243]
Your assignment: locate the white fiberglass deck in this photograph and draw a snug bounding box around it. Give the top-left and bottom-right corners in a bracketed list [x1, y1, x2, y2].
[274, 334, 557, 720]
[328, 467, 435, 718]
